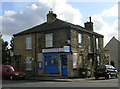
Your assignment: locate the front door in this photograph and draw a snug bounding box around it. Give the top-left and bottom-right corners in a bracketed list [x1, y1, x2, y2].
[43, 53, 58, 73]
[61, 55, 68, 76]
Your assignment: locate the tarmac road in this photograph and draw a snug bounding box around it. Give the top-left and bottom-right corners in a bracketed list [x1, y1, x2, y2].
[1, 77, 118, 88]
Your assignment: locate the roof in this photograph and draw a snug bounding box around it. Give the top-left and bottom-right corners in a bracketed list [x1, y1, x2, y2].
[104, 36, 120, 48]
[13, 19, 103, 37]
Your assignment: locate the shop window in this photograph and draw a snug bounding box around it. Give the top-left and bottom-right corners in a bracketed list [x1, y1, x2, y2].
[26, 57, 32, 70]
[26, 36, 32, 49]
[73, 53, 78, 69]
[45, 56, 57, 66]
[78, 33, 82, 47]
[45, 33, 53, 47]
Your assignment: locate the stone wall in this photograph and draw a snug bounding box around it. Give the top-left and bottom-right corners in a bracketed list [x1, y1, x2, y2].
[14, 28, 68, 76]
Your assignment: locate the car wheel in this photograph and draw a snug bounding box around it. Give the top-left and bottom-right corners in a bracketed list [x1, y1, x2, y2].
[95, 76, 98, 80]
[109, 74, 111, 79]
[116, 74, 118, 78]
[10, 75, 14, 80]
[105, 74, 110, 79]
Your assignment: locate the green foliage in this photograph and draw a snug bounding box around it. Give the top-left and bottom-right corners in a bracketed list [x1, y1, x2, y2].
[10, 37, 14, 51]
[2, 37, 11, 64]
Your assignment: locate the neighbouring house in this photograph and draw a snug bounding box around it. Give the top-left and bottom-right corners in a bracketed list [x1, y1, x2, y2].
[104, 49, 110, 65]
[13, 11, 104, 77]
[104, 37, 120, 71]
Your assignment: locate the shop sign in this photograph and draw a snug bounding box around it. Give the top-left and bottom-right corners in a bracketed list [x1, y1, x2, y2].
[42, 48, 58, 53]
[42, 46, 70, 53]
[58, 48, 64, 52]
[64, 46, 70, 52]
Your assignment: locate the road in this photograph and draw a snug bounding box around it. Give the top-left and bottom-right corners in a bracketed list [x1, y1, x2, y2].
[1, 77, 119, 88]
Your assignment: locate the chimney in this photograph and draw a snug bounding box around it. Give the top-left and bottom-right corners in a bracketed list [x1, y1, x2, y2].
[84, 16, 93, 31]
[46, 11, 57, 23]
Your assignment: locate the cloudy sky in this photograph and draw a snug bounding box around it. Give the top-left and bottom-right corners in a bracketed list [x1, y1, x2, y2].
[0, 0, 119, 46]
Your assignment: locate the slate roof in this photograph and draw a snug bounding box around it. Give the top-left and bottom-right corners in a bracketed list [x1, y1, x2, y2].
[13, 18, 103, 37]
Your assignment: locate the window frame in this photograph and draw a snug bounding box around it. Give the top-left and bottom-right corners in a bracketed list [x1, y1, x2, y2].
[45, 33, 53, 48]
[88, 35, 91, 52]
[26, 57, 32, 71]
[26, 36, 32, 50]
[78, 33, 82, 47]
[96, 38, 99, 50]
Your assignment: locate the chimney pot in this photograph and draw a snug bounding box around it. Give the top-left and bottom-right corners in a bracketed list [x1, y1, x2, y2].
[47, 11, 57, 23]
[89, 16, 91, 22]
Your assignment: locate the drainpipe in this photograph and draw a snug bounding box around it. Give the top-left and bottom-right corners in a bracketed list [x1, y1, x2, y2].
[34, 32, 37, 76]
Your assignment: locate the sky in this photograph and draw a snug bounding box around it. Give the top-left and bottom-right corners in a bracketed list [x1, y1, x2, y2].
[0, 0, 119, 47]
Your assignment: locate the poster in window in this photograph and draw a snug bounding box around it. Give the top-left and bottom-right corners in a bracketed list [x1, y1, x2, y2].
[73, 53, 78, 69]
[38, 61, 42, 69]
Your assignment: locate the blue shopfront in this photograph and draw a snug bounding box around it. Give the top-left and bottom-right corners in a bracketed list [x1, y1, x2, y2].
[43, 53, 59, 73]
[43, 53, 68, 76]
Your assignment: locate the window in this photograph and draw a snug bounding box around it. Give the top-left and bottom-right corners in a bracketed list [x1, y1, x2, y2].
[73, 53, 78, 69]
[26, 57, 32, 70]
[78, 33, 82, 47]
[4, 67, 8, 72]
[88, 36, 91, 52]
[45, 56, 58, 66]
[45, 33, 53, 47]
[9, 67, 15, 71]
[26, 37, 32, 49]
[96, 38, 99, 49]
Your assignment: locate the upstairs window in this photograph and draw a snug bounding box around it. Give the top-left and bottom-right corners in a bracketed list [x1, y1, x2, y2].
[78, 33, 82, 47]
[26, 36, 32, 49]
[88, 36, 91, 52]
[96, 38, 99, 49]
[45, 33, 53, 47]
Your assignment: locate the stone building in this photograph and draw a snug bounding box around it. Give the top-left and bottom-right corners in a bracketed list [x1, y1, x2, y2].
[104, 49, 110, 65]
[104, 37, 120, 71]
[13, 11, 104, 77]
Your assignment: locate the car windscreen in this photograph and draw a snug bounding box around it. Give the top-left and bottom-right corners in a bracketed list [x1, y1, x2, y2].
[106, 65, 115, 70]
[96, 66, 106, 71]
[9, 67, 15, 71]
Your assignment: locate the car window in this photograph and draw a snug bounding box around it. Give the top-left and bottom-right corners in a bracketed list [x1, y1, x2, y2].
[96, 66, 106, 71]
[4, 67, 8, 72]
[106, 65, 115, 69]
[9, 67, 15, 71]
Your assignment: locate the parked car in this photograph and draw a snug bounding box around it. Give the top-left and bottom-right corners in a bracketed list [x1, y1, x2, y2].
[0, 65, 25, 80]
[94, 65, 118, 80]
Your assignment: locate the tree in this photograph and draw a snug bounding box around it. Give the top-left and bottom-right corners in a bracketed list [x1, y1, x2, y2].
[10, 37, 14, 51]
[2, 39, 10, 64]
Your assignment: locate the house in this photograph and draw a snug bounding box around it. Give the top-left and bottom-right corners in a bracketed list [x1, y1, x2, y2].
[13, 11, 104, 77]
[104, 37, 120, 71]
[104, 49, 110, 65]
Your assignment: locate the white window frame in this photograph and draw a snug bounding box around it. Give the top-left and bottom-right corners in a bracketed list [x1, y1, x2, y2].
[96, 38, 99, 49]
[26, 36, 32, 49]
[45, 33, 53, 47]
[26, 57, 32, 70]
[78, 33, 82, 47]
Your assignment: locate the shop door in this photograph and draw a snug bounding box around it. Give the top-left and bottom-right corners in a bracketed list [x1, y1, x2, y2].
[61, 55, 68, 76]
[43, 53, 58, 73]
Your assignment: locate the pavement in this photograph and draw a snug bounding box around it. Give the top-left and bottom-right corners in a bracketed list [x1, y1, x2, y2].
[25, 76, 92, 82]
[25, 76, 118, 83]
